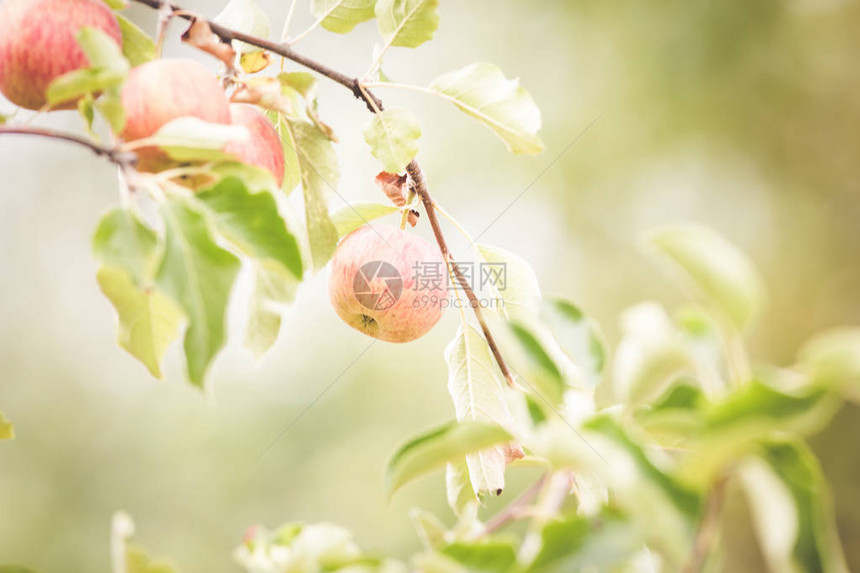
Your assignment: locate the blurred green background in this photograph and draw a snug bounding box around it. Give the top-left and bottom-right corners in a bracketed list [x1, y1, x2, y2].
[1, 0, 859, 571]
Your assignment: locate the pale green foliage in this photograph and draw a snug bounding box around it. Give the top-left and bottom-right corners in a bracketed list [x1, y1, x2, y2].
[430, 63, 544, 155]
[278, 118, 340, 269]
[97, 266, 184, 379]
[312, 0, 377, 34]
[385, 420, 512, 496]
[799, 327, 860, 394]
[540, 298, 606, 388]
[330, 201, 399, 237]
[363, 108, 422, 173]
[156, 200, 241, 386]
[0, 411, 13, 440]
[476, 243, 541, 320]
[647, 224, 767, 331]
[197, 177, 303, 279]
[116, 15, 157, 66]
[47, 28, 129, 107]
[142, 118, 249, 162]
[445, 324, 519, 499]
[245, 261, 300, 358]
[375, 0, 440, 48]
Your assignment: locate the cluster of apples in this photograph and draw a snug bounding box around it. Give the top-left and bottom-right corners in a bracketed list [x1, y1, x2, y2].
[0, 0, 449, 343]
[0, 0, 285, 184]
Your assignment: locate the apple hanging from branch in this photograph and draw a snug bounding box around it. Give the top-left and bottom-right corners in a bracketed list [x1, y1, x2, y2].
[0, 0, 122, 110]
[329, 225, 448, 343]
[119, 58, 232, 172]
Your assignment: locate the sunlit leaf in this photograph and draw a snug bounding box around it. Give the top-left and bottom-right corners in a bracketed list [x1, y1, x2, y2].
[740, 441, 849, 573]
[680, 381, 840, 487]
[445, 324, 518, 498]
[375, 0, 439, 48]
[117, 14, 157, 66]
[476, 243, 541, 320]
[647, 224, 767, 331]
[410, 508, 447, 550]
[386, 420, 513, 496]
[445, 460, 478, 517]
[312, 0, 377, 34]
[429, 63, 543, 155]
[331, 201, 399, 238]
[245, 260, 300, 359]
[196, 176, 303, 278]
[441, 538, 518, 573]
[528, 509, 641, 573]
[798, 327, 860, 400]
[142, 118, 249, 163]
[279, 119, 339, 269]
[156, 200, 240, 386]
[93, 208, 158, 287]
[612, 302, 694, 407]
[540, 298, 607, 388]
[364, 108, 421, 173]
[97, 266, 184, 379]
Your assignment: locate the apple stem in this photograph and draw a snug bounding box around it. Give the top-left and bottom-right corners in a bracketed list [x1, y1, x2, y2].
[129, 0, 517, 389]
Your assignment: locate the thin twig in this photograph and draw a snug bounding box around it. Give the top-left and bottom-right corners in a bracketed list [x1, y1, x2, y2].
[484, 474, 548, 534]
[127, 0, 516, 387]
[0, 126, 137, 168]
[683, 475, 729, 573]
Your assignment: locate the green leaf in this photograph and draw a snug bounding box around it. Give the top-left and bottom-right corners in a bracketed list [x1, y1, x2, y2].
[540, 298, 606, 388]
[527, 510, 641, 573]
[97, 87, 126, 134]
[142, 117, 249, 163]
[385, 420, 513, 496]
[441, 539, 518, 573]
[410, 508, 448, 550]
[156, 200, 241, 386]
[103, 0, 127, 8]
[93, 208, 158, 287]
[116, 15, 157, 66]
[312, 0, 377, 34]
[612, 303, 694, 407]
[364, 108, 422, 173]
[647, 224, 767, 331]
[445, 460, 478, 517]
[245, 261, 300, 359]
[0, 567, 41, 573]
[680, 381, 839, 487]
[97, 266, 184, 379]
[196, 177, 303, 278]
[78, 94, 96, 134]
[280, 119, 339, 269]
[331, 201, 399, 238]
[741, 441, 849, 573]
[0, 411, 14, 440]
[476, 243, 541, 320]
[798, 327, 860, 398]
[214, 0, 271, 53]
[47, 27, 128, 106]
[506, 321, 566, 406]
[429, 63, 543, 155]
[445, 324, 518, 498]
[375, 0, 440, 48]
[126, 546, 178, 573]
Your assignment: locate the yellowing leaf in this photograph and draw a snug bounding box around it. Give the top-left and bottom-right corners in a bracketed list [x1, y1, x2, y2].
[97, 266, 183, 379]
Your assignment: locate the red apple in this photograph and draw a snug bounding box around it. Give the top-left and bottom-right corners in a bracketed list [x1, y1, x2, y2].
[120, 58, 231, 172]
[0, 0, 122, 110]
[224, 104, 285, 187]
[329, 225, 448, 342]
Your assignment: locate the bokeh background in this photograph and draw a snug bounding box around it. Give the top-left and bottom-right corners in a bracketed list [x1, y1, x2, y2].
[1, 0, 859, 570]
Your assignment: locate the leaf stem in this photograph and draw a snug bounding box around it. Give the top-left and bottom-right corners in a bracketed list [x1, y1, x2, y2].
[279, 0, 299, 44]
[683, 474, 728, 573]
